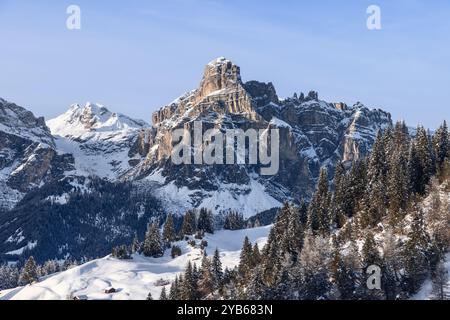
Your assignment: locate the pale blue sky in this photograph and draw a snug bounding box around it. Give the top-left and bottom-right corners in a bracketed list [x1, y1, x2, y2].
[0, 0, 449, 128]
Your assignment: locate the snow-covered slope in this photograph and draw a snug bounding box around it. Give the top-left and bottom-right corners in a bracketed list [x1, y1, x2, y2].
[0, 226, 271, 300]
[47, 103, 149, 179]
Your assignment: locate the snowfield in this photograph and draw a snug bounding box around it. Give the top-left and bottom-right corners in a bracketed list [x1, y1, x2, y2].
[0, 226, 271, 300]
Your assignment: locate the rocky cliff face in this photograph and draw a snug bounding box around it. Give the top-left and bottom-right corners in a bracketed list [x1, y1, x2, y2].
[0, 57, 393, 262]
[0, 58, 392, 216]
[127, 58, 392, 216]
[0, 99, 74, 210]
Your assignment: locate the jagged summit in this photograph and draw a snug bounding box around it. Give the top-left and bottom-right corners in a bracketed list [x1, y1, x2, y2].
[0, 98, 54, 147]
[134, 59, 394, 215]
[47, 102, 148, 141]
[199, 57, 242, 96]
[152, 58, 256, 126]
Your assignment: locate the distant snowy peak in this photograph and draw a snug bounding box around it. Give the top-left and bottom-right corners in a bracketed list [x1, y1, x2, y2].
[46, 103, 150, 180]
[47, 102, 149, 142]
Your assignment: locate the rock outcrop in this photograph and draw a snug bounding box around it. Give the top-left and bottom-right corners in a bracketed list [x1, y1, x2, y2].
[127, 58, 392, 215]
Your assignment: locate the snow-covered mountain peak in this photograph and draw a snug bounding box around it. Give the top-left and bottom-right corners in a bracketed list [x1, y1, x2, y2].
[47, 103, 148, 142]
[45, 103, 150, 180]
[207, 56, 231, 67]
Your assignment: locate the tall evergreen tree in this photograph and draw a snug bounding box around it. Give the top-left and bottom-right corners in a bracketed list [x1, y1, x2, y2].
[332, 162, 350, 228]
[308, 168, 331, 235]
[297, 232, 331, 300]
[362, 131, 388, 227]
[433, 121, 449, 173]
[347, 159, 367, 215]
[252, 244, 261, 266]
[408, 142, 422, 194]
[212, 248, 223, 287]
[19, 256, 38, 285]
[360, 232, 384, 300]
[169, 276, 180, 300]
[181, 210, 197, 236]
[361, 232, 382, 268]
[142, 222, 164, 258]
[330, 243, 357, 300]
[415, 126, 434, 193]
[198, 254, 214, 298]
[387, 150, 409, 222]
[181, 261, 198, 300]
[163, 213, 176, 244]
[402, 209, 430, 294]
[160, 286, 168, 300]
[274, 203, 304, 261]
[246, 267, 269, 300]
[132, 232, 141, 254]
[261, 229, 282, 287]
[238, 237, 254, 283]
[382, 230, 401, 300]
[197, 208, 214, 234]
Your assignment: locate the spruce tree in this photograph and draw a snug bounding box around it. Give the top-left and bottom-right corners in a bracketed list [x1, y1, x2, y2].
[387, 150, 409, 223]
[181, 261, 198, 300]
[275, 203, 303, 261]
[19, 256, 38, 285]
[298, 199, 309, 225]
[330, 243, 357, 300]
[212, 248, 223, 287]
[332, 162, 349, 228]
[433, 121, 449, 173]
[198, 254, 214, 298]
[252, 244, 261, 266]
[347, 159, 367, 215]
[169, 276, 179, 300]
[238, 237, 254, 283]
[402, 209, 430, 294]
[181, 210, 197, 236]
[408, 142, 422, 194]
[246, 268, 269, 300]
[308, 168, 331, 235]
[362, 131, 388, 227]
[297, 232, 331, 300]
[132, 232, 141, 254]
[415, 126, 434, 193]
[361, 232, 381, 268]
[261, 229, 283, 288]
[360, 232, 384, 300]
[163, 213, 176, 244]
[143, 222, 164, 258]
[160, 286, 168, 300]
[197, 208, 214, 234]
[382, 230, 401, 300]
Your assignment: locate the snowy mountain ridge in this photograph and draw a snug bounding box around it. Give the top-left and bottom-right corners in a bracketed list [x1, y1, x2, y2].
[47, 102, 148, 142]
[46, 102, 149, 180]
